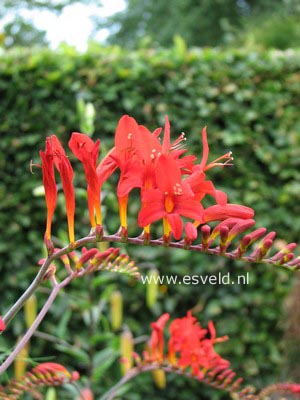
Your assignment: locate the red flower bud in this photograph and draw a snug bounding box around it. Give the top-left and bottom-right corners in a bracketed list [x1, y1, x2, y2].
[0, 317, 6, 332]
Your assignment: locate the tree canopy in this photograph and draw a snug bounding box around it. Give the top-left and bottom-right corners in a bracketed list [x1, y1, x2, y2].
[103, 0, 300, 48]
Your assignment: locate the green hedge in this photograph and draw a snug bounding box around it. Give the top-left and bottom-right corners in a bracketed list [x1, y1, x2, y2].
[1, 44, 300, 398]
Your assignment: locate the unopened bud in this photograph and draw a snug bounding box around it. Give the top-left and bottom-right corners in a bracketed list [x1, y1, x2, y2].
[0, 316, 6, 332]
[14, 340, 29, 380]
[24, 295, 37, 329]
[75, 248, 99, 270]
[219, 225, 229, 253]
[110, 291, 123, 331]
[152, 369, 166, 389]
[252, 239, 273, 261]
[201, 225, 211, 248]
[228, 219, 255, 242]
[237, 227, 267, 257]
[184, 222, 198, 248]
[271, 243, 297, 262]
[146, 269, 159, 309]
[120, 331, 134, 375]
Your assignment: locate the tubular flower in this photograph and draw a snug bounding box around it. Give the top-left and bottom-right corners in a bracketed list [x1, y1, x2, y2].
[40, 139, 57, 241]
[98, 115, 142, 229]
[149, 313, 170, 361]
[69, 133, 101, 227]
[138, 154, 203, 239]
[47, 135, 76, 243]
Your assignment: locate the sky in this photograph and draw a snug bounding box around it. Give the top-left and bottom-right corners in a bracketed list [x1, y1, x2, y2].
[1, 0, 126, 51]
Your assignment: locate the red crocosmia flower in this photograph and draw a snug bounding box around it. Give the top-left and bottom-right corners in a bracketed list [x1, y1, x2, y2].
[168, 312, 229, 378]
[149, 313, 170, 361]
[48, 135, 75, 243]
[69, 133, 101, 227]
[168, 312, 207, 358]
[0, 317, 6, 332]
[203, 203, 254, 224]
[40, 139, 57, 241]
[98, 115, 142, 229]
[138, 154, 203, 240]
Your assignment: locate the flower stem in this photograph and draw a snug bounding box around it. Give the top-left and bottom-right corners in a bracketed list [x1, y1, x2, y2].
[0, 272, 75, 375]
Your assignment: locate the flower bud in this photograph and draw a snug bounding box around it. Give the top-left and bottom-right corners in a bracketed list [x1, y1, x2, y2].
[152, 369, 166, 389]
[14, 340, 29, 380]
[24, 295, 37, 329]
[146, 269, 159, 309]
[120, 330, 134, 375]
[184, 222, 198, 248]
[0, 317, 6, 332]
[110, 290, 123, 331]
[75, 248, 99, 270]
[201, 225, 211, 248]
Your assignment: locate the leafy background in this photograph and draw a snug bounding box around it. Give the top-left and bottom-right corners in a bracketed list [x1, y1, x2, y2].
[0, 44, 300, 398]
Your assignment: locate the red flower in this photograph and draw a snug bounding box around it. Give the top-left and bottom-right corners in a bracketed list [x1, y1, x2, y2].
[0, 316, 6, 332]
[138, 154, 203, 239]
[69, 133, 101, 227]
[40, 139, 57, 241]
[168, 312, 229, 378]
[146, 312, 231, 380]
[97, 115, 142, 229]
[47, 136, 75, 243]
[149, 313, 170, 361]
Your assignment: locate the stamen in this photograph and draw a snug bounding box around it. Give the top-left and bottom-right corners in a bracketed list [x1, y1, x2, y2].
[171, 132, 187, 151]
[205, 151, 234, 171]
[30, 160, 41, 174]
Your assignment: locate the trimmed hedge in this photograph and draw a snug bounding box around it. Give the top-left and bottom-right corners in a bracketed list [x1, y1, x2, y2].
[1, 44, 300, 397]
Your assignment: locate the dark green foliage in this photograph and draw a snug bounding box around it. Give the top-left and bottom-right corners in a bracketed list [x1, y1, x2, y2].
[0, 45, 299, 397]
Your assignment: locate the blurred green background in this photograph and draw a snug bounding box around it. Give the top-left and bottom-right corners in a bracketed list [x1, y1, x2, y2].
[0, 1, 300, 399]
